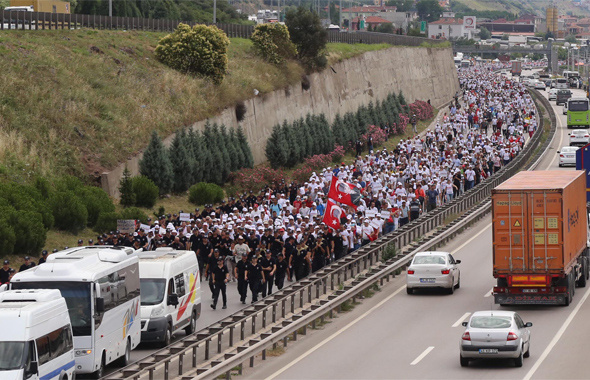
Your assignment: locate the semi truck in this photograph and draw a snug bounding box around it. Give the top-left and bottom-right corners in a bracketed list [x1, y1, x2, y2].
[511, 60, 522, 76]
[492, 171, 589, 306]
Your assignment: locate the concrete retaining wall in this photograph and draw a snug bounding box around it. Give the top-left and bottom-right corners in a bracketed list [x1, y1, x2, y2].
[101, 46, 460, 197]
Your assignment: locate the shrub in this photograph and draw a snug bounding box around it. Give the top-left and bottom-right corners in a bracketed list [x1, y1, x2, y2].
[251, 23, 297, 64]
[140, 131, 173, 195]
[285, 7, 328, 69]
[132, 176, 159, 208]
[51, 191, 88, 234]
[120, 207, 149, 224]
[119, 166, 136, 207]
[0, 217, 16, 256]
[12, 210, 46, 255]
[94, 212, 120, 234]
[155, 23, 231, 85]
[79, 186, 116, 227]
[188, 182, 225, 205]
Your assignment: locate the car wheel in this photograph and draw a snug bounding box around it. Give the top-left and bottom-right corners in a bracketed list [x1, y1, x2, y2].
[448, 278, 455, 294]
[455, 275, 461, 289]
[406, 287, 413, 295]
[515, 349, 524, 367]
[116, 339, 130, 367]
[460, 355, 469, 367]
[524, 343, 530, 358]
[185, 311, 197, 335]
[161, 324, 172, 348]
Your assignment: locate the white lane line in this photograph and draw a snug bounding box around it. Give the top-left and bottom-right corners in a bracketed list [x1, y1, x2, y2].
[546, 97, 566, 170]
[484, 287, 494, 297]
[523, 284, 590, 380]
[265, 285, 408, 380]
[452, 312, 471, 328]
[450, 223, 492, 255]
[410, 346, 435, 366]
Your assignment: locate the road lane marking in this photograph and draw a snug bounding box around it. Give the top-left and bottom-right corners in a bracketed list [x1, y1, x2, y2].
[484, 287, 494, 297]
[265, 285, 408, 380]
[410, 346, 434, 365]
[450, 223, 492, 256]
[452, 312, 471, 327]
[523, 284, 590, 380]
[546, 95, 566, 170]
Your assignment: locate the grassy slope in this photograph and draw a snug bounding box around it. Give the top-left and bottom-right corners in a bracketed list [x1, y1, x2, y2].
[0, 30, 391, 183]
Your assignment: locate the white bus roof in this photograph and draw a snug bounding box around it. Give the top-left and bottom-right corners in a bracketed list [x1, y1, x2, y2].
[138, 249, 198, 279]
[569, 96, 589, 101]
[11, 246, 139, 283]
[0, 290, 69, 341]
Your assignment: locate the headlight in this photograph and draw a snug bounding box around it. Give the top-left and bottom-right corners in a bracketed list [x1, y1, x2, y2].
[150, 305, 165, 318]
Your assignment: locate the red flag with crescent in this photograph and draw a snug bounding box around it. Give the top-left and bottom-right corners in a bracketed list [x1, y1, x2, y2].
[327, 176, 361, 210]
[322, 199, 345, 230]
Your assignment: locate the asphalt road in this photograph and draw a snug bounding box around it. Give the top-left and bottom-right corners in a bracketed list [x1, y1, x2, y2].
[241, 69, 590, 380]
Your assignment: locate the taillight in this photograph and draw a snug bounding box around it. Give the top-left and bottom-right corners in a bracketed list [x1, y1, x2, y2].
[585, 135, 589, 138]
[462, 332, 471, 341]
[407, 269, 415, 274]
[507, 332, 518, 341]
[560, 154, 564, 157]
[441, 269, 450, 274]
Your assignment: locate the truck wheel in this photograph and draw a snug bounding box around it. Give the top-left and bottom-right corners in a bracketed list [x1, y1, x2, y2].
[578, 262, 587, 288]
[116, 338, 130, 367]
[91, 353, 105, 379]
[161, 324, 172, 348]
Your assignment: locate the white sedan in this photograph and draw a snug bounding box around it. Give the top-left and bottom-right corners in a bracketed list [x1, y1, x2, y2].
[406, 251, 460, 294]
[569, 130, 590, 146]
[460, 311, 532, 368]
[548, 88, 558, 100]
[558, 146, 579, 166]
[533, 80, 546, 90]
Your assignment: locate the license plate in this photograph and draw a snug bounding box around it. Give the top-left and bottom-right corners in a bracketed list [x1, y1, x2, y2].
[523, 289, 538, 293]
[576, 119, 581, 121]
[420, 278, 435, 283]
[566, 155, 574, 158]
[479, 349, 498, 354]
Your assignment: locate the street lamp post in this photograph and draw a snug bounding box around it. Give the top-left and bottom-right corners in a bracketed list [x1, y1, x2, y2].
[213, 0, 217, 23]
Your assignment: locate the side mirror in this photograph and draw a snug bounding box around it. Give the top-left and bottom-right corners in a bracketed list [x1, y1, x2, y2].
[455, 260, 461, 264]
[525, 322, 533, 327]
[557, 151, 561, 154]
[462, 321, 468, 327]
[167, 293, 179, 306]
[0, 284, 7, 292]
[95, 297, 105, 313]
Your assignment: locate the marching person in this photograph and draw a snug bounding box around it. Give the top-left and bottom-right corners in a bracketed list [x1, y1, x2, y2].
[211, 257, 229, 310]
[245, 256, 265, 304]
[235, 252, 249, 304]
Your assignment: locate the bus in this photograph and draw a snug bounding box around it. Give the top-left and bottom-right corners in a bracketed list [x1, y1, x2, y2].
[563, 70, 579, 79]
[566, 97, 590, 128]
[9, 246, 141, 378]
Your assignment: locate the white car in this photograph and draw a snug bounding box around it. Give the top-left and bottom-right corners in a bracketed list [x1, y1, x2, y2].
[558, 146, 579, 166]
[533, 80, 546, 90]
[406, 251, 460, 294]
[569, 130, 590, 146]
[548, 88, 558, 100]
[460, 310, 532, 368]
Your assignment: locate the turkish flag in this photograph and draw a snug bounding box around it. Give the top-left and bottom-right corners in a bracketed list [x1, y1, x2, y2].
[322, 199, 345, 230]
[327, 176, 361, 210]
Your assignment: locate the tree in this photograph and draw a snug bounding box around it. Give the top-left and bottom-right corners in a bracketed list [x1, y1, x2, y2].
[285, 7, 328, 69]
[329, 2, 339, 25]
[237, 127, 254, 168]
[119, 166, 136, 207]
[416, 0, 442, 22]
[479, 27, 491, 40]
[385, 0, 413, 11]
[140, 131, 173, 194]
[565, 34, 577, 44]
[155, 23, 231, 85]
[251, 23, 297, 64]
[169, 130, 193, 193]
[376, 23, 395, 34]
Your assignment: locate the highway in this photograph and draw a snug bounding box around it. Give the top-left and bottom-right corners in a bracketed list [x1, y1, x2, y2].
[238, 70, 590, 379]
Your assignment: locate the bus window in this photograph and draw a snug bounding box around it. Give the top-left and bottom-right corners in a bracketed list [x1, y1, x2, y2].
[568, 100, 589, 112]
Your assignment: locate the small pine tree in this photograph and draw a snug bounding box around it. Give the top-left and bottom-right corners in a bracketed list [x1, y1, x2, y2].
[218, 124, 232, 182]
[230, 128, 245, 170]
[169, 130, 193, 193]
[284, 121, 300, 167]
[266, 124, 289, 168]
[226, 128, 240, 172]
[140, 131, 173, 194]
[188, 128, 204, 183]
[398, 90, 407, 105]
[331, 113, 344, 147]
[305, 114, 320, 156]
[301, 117, 313, 158]
[318, 113, 333, 153]
[119, 166, 136, 207]
[237, 127, 254, 168]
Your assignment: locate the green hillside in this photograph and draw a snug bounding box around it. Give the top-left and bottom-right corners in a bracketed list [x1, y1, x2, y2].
[453, 0, 590, 17]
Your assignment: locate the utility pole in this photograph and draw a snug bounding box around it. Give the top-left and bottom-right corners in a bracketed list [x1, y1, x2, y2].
[339, 0, 342, 29]
[213, 0, 217, 23]
[109, 0, 112, 17]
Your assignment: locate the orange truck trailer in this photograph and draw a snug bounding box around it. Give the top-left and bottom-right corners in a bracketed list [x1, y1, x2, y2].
[492, 171, 589, 306]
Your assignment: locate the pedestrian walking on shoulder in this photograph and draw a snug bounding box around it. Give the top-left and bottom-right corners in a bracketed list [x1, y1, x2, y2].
[245, 256, 265, 304]
[411, 114, 418, 134]
[274, 253, 288, 290]
[235, 253, 249, 304]
[260, 250, 276, 297]
[211, 258, 229, 310]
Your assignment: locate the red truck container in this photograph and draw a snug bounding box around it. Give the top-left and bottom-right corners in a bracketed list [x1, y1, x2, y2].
[492, 171, 589, 306]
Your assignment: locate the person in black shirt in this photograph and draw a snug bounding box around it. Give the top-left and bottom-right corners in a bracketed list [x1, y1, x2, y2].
[248, 231, 259, 252]
[332, 230, 345, 261]
[170, 237, 184, 250]
[189, 230, 202, 252]
[196, 236, 213, 281]
[260, 229, 273, 251]
[19, 257, 36, 272]
[270, 231, 284, 256]
[260, 250, 276, 297]
[283, 236, 297, 281]
[38, 250, 48, 265]
[274, 253, 288, 290]
[235, 253, 249, 304]
[290, 240, 310, 281]
[0, 260, 12, 284]
[245, 256, 265, 303]
[205, 249, 221, 296]
[211, 258, 229, 310]
[311, 235, 327, 273]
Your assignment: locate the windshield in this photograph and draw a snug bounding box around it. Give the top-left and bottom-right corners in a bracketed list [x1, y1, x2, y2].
[11, 282, 91, 336]
[0, 342, 25, 371]
[562, 147, 578, 153]
[140, 279, 166, 306]
[413, 255, 446, 265]
[470, 316, 512, 329]
[569, 100, 589, 112]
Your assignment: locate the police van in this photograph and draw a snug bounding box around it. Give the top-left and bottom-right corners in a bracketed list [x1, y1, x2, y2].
[10, 246, 141, 378]
[0, 289, 75, 380]
[138, 248, 201, 347]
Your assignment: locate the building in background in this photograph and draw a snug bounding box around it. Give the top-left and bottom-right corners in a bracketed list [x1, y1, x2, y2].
[428, 17, 474, 39]
[547, 5, 558, 34]
[8, 0, 70, 13]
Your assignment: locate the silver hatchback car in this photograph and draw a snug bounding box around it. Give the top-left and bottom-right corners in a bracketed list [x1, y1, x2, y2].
[460, 311, 532, 367]
[406, 251, 460, 294]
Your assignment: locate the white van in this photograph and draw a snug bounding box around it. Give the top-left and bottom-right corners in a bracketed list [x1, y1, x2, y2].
[138, 248, 201, 347]
[0, 289, 75, 380]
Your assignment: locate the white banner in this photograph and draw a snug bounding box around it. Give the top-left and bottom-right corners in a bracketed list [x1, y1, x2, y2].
[117, 219, 136, 234]
[179, 212, 191, 222]
[463, 16, 476, 30]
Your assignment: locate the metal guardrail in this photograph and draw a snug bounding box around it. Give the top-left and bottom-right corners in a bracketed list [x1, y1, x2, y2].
[105, 88, 554, 380]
